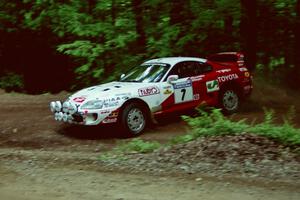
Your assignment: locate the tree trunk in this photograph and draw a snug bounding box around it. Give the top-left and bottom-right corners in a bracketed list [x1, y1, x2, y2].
[240, 0, 257, 71]
[224, 14, 234, 47]
[295, 0, 300, 76]
[111, 0, 116, 25]
[132, 0, 146, 54]
[170, 0, 184, 25]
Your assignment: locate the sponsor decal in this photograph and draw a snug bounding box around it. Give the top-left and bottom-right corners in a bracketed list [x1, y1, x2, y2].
[216, 69, 231, 73]
[98, 96, 124, 102]
[138, 86, 160, 97]
[217, 74, 239, 82]
[174, 80, 192, 89]
[244, 85, 251, 90]
[102, 118, 118, 124]
[239, 67, 248, 72]
[163, 89, 173, 95]
[73, 97, 86, 103]
[100, 110, 110, 114]
[244, 72, 250, 77]
[206, 80, 219, 93]
[237, 61, 244, 66]
[163, 85, 172, 89]
[190, 75, 204, 82]
[193, 94, 200, 100]
[108, 111, 119, 118]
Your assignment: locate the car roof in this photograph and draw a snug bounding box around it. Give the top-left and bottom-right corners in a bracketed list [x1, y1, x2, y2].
[143, 57, 207, 66]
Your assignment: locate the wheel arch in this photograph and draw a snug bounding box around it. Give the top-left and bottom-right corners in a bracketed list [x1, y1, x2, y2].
[219, 80, 243, 98]
[119, 98, 153, 122]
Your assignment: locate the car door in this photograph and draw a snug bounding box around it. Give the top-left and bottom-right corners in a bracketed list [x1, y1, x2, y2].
[159, 61, 216, 113]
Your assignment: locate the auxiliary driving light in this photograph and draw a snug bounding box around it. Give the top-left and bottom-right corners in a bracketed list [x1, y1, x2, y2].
[50, 102, 56, 113]
[54, 112, 59, 121]
[62, 102, 70, 113]
[68, 102, 77, 115]
[55, 101, 62, 112]
[62, 113, 68, 122]
[57, 112, 63, 121]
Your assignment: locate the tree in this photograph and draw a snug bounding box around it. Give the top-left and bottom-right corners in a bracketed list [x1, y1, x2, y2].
[132, 0, 146, 55]
[240, 0, 257, 71]
[295, 0, 300, 82]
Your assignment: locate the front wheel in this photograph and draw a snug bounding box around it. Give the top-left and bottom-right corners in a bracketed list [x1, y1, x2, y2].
[219, 88, 240, 114]
[120, 103, 147, 137]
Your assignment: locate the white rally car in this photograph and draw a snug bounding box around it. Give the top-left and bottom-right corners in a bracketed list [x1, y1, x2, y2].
[50, 54, 252, 136]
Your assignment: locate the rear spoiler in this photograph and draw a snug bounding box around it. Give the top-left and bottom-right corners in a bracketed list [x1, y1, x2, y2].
[207, 52, 245, 68]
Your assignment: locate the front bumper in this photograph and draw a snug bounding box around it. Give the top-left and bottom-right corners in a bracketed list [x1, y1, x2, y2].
[49, 101, 119, 125]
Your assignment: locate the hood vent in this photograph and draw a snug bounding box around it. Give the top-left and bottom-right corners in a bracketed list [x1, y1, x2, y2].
[87, 87, 96, 91]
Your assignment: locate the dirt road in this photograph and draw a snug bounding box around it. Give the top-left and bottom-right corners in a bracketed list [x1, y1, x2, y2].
[0, 84, 300, 199]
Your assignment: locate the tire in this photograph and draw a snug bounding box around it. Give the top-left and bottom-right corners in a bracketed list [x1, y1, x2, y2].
[219, 87, 240, 114]
[120, 103, 147, 137]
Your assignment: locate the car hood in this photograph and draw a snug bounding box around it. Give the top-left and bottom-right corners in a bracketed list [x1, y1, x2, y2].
[68, 81, 152, 104]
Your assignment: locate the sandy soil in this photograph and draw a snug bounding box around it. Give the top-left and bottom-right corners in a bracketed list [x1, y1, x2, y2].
[0, 81, 300, 199]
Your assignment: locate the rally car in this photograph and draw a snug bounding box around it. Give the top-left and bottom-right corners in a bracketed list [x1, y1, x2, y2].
[50, 52, 252, 136]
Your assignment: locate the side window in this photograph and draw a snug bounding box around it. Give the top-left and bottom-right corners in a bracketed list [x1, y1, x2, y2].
[165, 61, 213, 81]
[197, 62, 213, 74]
[167, 62, 187, 79]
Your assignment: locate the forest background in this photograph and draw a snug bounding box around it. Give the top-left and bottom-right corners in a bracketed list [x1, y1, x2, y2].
[0, 0, 299, 93]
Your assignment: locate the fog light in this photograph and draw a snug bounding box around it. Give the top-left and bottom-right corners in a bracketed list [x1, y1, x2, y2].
[62, 113, 69, 122]
[57, 112, 63, 121]
[68, 102, 77, 115]
[63, 102, 70, 113]
[50, 102, 56, 113]
[55, 101, 62, 112]
[54, 112, 59, 121]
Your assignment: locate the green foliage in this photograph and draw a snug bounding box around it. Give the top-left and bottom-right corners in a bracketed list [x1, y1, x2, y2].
[99, 138, 161, 161]
[180, 108, 300, 145]
[183, 108, 249, 137]
[0, 73, 24, 92]
[1, 0, 300, 91]
[115, 138, 161, 154]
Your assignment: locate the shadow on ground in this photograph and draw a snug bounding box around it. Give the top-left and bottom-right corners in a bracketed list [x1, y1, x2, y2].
[57, 124, 124, 140]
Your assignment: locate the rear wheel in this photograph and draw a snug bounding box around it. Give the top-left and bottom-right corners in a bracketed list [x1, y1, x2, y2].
[120, 103, 147, 137]
[219, 88, 239, 114]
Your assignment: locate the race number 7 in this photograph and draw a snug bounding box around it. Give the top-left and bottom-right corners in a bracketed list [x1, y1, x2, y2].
[174, 81, 193, 103]
[181, 89, 186, 101]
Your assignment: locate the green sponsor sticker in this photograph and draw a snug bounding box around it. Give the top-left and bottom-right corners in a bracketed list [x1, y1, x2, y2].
[206, 80, 219, 92]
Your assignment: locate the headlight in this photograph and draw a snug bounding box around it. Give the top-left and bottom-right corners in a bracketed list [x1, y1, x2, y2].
[81, 100, 104, 110]
[81, 99, 119, 110]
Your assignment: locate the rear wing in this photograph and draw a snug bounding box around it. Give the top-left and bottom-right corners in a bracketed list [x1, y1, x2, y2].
[207, 52, 246, 68]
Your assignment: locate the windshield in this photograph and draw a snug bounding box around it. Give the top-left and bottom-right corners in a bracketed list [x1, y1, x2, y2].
[120, 63, 170, 83]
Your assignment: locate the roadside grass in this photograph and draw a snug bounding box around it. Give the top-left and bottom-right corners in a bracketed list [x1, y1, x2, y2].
[172, 107, 300, 146]
[99, 138, 161, 161]
[100, 107, 300, 160]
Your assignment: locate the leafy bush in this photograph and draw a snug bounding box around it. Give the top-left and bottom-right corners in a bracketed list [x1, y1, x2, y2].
[0, 72, 24, 92]
[179, 108, 300, 145]
[183, 108, 249, 137]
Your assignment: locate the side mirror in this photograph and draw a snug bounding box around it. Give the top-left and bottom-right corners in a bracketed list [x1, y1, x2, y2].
[120, 74, 125, 80]
[167, 75, 179, 84]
